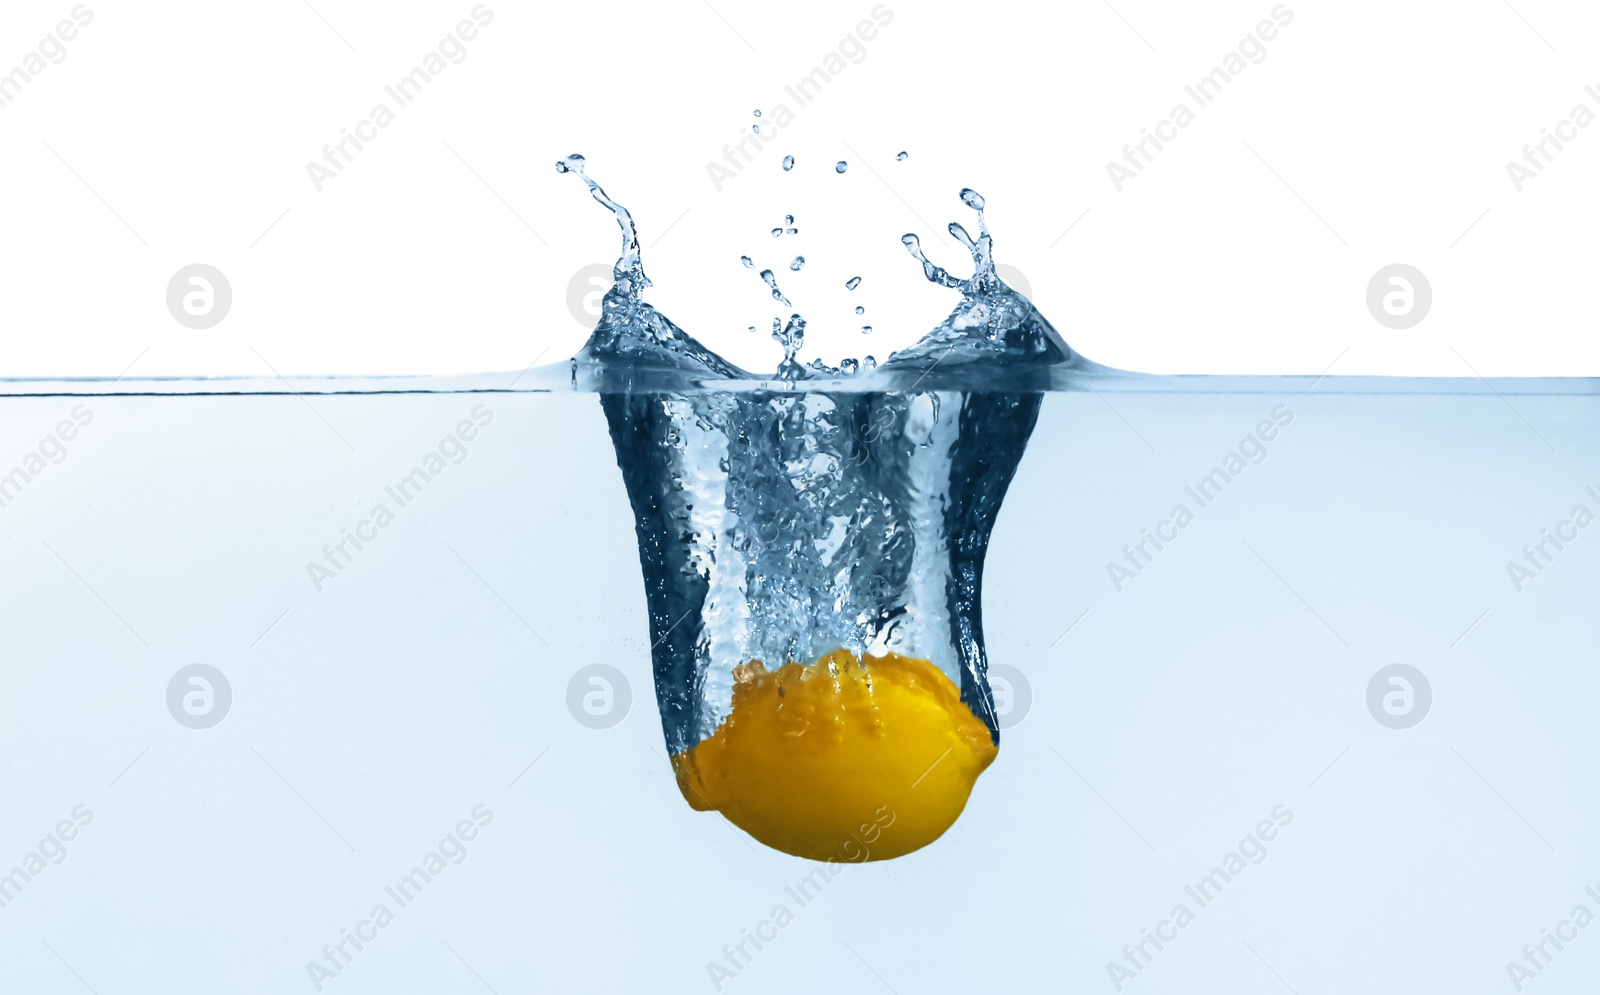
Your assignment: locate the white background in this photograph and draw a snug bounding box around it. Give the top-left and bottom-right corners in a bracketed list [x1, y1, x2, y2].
[0, 0, 1596, 380]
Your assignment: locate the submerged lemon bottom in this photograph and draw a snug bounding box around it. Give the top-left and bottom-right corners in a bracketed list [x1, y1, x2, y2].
[670, 649, 999, 861]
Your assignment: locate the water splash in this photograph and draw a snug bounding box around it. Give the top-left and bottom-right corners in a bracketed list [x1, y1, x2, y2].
[554, 154, 648, 300]
[557, 156, 1084, 766]
[771, 314, 807, 380]
[558, 154, 1077, 389]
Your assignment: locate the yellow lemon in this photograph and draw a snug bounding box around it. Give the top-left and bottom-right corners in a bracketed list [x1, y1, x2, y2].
[671, 649, 998, 860]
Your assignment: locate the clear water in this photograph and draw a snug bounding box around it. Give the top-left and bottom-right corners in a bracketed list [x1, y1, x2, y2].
[3, 386, 1597, 993]
[3, 156, 1599, 992]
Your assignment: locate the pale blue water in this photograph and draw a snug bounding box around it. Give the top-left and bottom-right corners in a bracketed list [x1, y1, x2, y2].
[0, 384, 1595, 995]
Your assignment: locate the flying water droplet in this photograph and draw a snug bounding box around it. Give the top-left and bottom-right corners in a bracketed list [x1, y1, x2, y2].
[845, 276, 861, 290]
[758, 269, 792, 306]
[785, 215, 794, 225]
[789, 256, 806, 271]
[741, 256, 753, 269]
[753, 109, 762, 117]
[835, 161, 848, 173]
[771, 228, 782, 238]
[752, 124, 761, 134]
[840, 358, 859, 375]
[896, 151, 908, 161]
[855, 306, 865, 315]
[785, 227, 797, 235]
[782, 156, 794, 171]
[861, 325, 873, 334]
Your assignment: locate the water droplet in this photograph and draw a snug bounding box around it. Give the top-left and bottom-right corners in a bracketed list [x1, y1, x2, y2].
[785, 215, 794, 225]
[854, 306, 865, 315]
[845, 276, 861, 290]
[861, 325, 873, 334]
[752, 124, 761, 134]
[747, 325, 757, 333]
[782, 155, 794, 171]
[740, 256, 753, 269]
[785, 227, 797, 235]
[896, 151, 908, 161]
[960, 188, 986, 211]
[861, 355, 877, 370]
[759, 269, 792, 306]
[835, 161, 848, 173]
[771, 228, 782, 238]
[789, 256, 806, 271]
[840, 358, 860, 375]
[753, 109, 762, 117]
